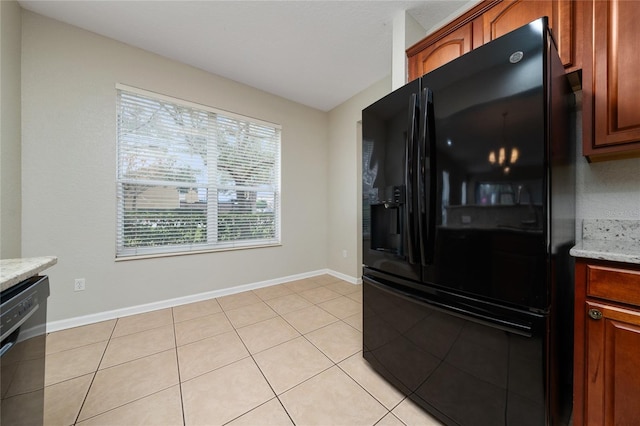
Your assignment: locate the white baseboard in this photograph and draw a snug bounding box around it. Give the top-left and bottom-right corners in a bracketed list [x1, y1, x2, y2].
[46, 269, 360, 333]
[328, 269, 362, 285]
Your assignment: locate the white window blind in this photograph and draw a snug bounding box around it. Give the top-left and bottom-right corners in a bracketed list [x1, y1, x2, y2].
[116, 85, 281, 258]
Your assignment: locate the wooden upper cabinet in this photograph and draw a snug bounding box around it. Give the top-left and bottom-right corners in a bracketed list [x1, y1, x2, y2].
[407, 0, 581, 81]
[407, 0, 499, 81]
[582, 0, 640, 161]
[408, 23, 473, 79]
[482, 1, 577, 70]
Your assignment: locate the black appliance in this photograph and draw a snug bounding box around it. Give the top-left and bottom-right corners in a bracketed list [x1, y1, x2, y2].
[1, 275, 50, 425]
[362, 18, 574, 426]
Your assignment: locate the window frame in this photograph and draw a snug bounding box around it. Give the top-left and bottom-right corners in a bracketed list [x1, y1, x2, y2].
[115, 84, 282, 260]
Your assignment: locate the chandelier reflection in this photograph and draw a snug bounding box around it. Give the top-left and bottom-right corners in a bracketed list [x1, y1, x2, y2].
[489, 112, 518, 174]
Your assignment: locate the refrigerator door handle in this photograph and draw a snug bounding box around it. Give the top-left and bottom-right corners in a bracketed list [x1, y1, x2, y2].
[418, 88, 436, 265]
[365, 275, 536, 338]
[405, 93, 418, 264]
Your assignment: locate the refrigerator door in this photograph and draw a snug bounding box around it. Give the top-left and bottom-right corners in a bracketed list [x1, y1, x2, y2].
[362, 79, 421, 282]
[421, 19, 549, 310]
[363, 270, 548, 426]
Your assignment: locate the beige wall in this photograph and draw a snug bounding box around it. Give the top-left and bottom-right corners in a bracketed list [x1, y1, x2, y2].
[327, 76, 390, 279]
[21, 11, 329, 322]
[0, 0, 22, 258]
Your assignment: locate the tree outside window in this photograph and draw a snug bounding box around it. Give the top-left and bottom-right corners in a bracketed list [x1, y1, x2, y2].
[116, 86, 281, 258]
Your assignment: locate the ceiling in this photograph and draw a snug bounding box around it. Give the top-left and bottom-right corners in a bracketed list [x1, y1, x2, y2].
[18, 0, 479, 112]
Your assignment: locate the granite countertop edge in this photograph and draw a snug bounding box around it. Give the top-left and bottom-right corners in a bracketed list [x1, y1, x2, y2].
[570, 219, 640, 265]
[1, 256, 58, 292]
[570, 240, 640, 265]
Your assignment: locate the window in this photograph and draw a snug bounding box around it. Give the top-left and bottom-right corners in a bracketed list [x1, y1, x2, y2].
[116, 85, 281, 258]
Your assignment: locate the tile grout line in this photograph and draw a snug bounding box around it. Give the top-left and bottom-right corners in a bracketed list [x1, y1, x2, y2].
[334, 353, 401, 423]
[290, 304, 399, 423]
[256, 282, 364, 425]
[170, 306, 188, 426]
[47, 278, 366, 425]
[71, 318, 119, 425]
[213, 282, 351, 425]
[72, 314, 180, 424]
[296, 283, 402, 425]
[217, 297, 301, 425]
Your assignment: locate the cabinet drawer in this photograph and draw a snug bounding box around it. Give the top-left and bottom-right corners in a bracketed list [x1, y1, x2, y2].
[587, 264, 640, 306]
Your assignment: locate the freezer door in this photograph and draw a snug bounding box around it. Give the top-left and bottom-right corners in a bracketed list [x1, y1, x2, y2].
[421, 18, 552, 310]
[363, 273, 551, 426]
[362, 80, 421, 281]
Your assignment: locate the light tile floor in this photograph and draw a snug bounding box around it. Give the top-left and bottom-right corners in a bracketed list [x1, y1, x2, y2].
[44, 275, 443, 425]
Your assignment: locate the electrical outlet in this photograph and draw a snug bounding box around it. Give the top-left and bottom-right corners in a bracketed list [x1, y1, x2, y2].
[342, 250, 348, 258]
[74, 278, 86, 292]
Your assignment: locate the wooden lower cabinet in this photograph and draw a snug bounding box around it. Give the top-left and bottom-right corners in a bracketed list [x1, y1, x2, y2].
[574, 259, 640, 425]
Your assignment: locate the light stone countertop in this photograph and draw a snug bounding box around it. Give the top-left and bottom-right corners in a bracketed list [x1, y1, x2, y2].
[570, 219, 640, 264]
[1, 256, 58, 292]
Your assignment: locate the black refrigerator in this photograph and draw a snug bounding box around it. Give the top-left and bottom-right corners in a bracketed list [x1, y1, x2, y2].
[362, 18, 574, 426]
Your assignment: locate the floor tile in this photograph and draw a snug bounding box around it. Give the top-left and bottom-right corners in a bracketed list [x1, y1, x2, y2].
[324, 281, 361, 296]
[392, 397, 444, 425]
[298, 286, 341, 304]
[236, 317, 300, 354]
[284, 278, 324, 293]
[376, 412, 407, 426]
[111, 309, 173, 338]
[225, 301, 278, 329]
[44, 373, 93, 426]
[77, 385, 183, 426]
[181, 357, 275, 425]
[226, 398, 294, 426]
[339, 352, 405, 410]
[41, 279, 447, 426]
[100, 324, 175, 369]
[177, 330, 249, 382]
[282, 305, 339, 334]
[305, 321, 362, 363]
[347, 289, 363, 303]
[78, 349, 179, 421]
[46, 320, 116, 355]
[173, 298, 222, 323]
[344, 312, 363, 331]
[217, 291, 262, 311]
[280, 365, 387, 426]
[264, 293, 313, 315]
[45, 340, 107, 386]
[174, 311, 233, 347]
[252, 284, 293, 301]
[319, 295, 362, 319]
[253, 336, 333, 394]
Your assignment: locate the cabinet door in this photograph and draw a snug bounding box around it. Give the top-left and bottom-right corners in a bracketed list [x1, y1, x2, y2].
[585, 301, 640, 425]
[583, 0, 640, 160]
[482, 0, 576, 69]
[408, 23, 473, 80]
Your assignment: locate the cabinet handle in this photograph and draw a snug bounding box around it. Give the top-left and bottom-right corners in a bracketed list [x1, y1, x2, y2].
[588, 308, 603, 320]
